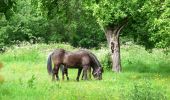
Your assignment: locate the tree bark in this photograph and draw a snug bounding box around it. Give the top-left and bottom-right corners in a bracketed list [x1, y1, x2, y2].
[105, 28, 121, 72]
[105, 18, 128, 72]
[112, 30, 121, 72]
[105, 28, 112, 47]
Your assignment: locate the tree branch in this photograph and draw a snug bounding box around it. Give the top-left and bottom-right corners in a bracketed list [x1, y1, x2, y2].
[106, 17, 129, 36]
[116, 22, 128, 36]
[116, 17, 128, 36]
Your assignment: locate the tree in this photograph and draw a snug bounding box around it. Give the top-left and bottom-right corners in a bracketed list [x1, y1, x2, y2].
[0, 0, 15, 20]
[41, 0, 106, 48]
[0, 0, 48, 50]
[84, 0, 170, 72]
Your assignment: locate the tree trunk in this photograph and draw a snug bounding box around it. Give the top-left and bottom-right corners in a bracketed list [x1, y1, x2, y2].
[105, 28, 112, 47]
[105, 28, 121, 72]
[105, 17, 128, 72]
[112, 31, 121, 72]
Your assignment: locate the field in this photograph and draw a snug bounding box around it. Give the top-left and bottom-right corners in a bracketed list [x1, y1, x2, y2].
[0, 43, 170, 100]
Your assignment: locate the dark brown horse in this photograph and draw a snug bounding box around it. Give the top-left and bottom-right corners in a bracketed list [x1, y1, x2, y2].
[47, 49, 103, 81]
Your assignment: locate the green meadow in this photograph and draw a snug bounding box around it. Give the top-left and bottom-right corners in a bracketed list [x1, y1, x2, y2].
[0, 43, 170, 100]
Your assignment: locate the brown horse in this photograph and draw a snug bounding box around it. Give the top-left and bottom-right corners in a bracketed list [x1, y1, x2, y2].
[47, 49, 103, 81]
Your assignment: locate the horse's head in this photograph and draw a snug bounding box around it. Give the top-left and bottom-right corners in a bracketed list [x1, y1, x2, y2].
[92, 67, 103, 80]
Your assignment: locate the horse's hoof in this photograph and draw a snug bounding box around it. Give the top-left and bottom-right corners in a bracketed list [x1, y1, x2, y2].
[67, 78, 69, 81]
[76, 78, 79, 81]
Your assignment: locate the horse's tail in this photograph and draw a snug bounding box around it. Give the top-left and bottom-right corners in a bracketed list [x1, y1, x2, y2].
[47, 52, 53, 75]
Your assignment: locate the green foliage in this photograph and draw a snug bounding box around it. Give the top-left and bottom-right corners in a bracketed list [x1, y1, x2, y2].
[0, 0, 49, 50]
[149, 1, 170, 48]
[92, 48, 112, 70]
[84, 0, 135, 27]
[0, 0, 106, 50]
[1, 0, 169, 50]
[85, 0, 170, 49]
[41, 0, 106, 48]
[0, 0, 15, 20]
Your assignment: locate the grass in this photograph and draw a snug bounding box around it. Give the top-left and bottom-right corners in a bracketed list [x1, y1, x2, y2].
[0, 43, 170, 100]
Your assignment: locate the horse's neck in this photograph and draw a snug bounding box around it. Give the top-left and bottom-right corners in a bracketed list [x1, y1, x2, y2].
[91, 64, 98, 71]
[88, 52, 101, 68]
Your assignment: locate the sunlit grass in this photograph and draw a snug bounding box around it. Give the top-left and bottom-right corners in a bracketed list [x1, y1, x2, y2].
[0, 43, 169, 100]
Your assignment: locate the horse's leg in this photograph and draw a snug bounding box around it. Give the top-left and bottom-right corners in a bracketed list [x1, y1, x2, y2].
[52, 64, 56, 81]
[82, 67, 90, 80]
[61, 66, 65, 81]
[52, 69, 55, 81]
[81, 71, 84, 80]
[88, 67, 91, 80]
[76, 68, 82, 81]
[54, 65, 60, 80]
[83, 66, 88, 80]
[65, 67, 69, 80]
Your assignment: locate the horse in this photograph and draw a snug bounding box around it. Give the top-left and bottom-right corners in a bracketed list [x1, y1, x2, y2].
[47, 49, 103, 81]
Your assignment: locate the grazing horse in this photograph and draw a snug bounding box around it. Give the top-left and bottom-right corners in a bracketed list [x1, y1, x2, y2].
[47, 49, 103, 81]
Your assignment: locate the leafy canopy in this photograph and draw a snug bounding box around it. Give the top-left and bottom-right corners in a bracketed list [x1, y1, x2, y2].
[84, 0, 170, 48]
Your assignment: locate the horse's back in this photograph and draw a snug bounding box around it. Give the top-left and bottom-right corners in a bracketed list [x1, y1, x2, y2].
[63, 50, 91, 66]
[74, 50, 92, 66]
[51, 49, 94, 66]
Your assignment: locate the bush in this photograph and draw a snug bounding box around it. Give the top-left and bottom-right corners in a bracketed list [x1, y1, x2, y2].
[93, 48, 112, 70]
[100, 52, 112, 70]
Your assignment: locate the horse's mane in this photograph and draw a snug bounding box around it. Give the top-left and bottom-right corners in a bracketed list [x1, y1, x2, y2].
[54, 49, 65, 53]
[80, 49, 101, 68]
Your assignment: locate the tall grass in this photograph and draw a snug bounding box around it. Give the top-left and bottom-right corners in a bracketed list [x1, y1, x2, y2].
[91, 44, 170, 73]
[0, 43, 169, 100]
